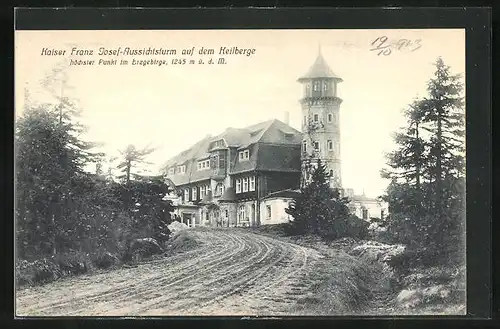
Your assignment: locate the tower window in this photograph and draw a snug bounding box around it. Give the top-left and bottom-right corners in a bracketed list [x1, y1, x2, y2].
[323, 83, 328, 91]
[313, 114, 319, 122]
[327, 140, 333, 151]
[302, 141, 307, 153]
[313, 82, 319, 91]
[328, 113, 333, 122]
[313, 141, 320, 150]
[329, 170, 334, 177]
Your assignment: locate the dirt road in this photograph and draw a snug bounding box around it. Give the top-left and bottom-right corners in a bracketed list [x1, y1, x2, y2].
[16, 228, 324, 316]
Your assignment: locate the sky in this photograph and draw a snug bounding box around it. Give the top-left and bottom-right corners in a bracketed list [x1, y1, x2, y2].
[15, 29, 465, 198]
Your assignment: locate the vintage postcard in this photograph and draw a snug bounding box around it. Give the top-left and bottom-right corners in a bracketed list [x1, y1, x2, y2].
[15, 27, 466, 317]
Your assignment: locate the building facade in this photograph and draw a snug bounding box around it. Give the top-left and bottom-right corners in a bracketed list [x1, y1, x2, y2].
[163, 119, 302, 227]
[163, 49, 387, 227]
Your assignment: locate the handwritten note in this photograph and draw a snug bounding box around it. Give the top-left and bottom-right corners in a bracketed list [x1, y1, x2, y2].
[370, 36, 422, 56]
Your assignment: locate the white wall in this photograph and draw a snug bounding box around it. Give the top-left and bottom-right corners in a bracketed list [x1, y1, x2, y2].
[260, 198, 293, 225]
[351, 200, 387, 220]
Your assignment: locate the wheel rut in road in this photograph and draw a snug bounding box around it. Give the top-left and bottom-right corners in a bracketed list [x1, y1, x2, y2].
[16, 228, 323, 316]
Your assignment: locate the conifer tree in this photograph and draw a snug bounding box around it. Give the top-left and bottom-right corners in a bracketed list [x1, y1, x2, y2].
[381, 57, 465, 249]
[286, 160, 350, 236]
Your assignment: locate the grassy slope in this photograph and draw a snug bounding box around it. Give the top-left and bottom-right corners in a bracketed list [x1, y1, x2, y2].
[247, 224, 465, 316]
[246, 225, 396, 315]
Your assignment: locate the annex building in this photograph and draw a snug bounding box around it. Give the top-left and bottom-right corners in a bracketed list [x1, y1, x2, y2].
[162, 49, 387, 227]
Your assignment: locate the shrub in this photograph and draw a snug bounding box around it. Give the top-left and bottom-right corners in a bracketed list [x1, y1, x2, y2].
[91, 250, 120, 269]
[52, 251, 92, 276]
[321, 215, 369, 241]
[16, 258, 61, 287]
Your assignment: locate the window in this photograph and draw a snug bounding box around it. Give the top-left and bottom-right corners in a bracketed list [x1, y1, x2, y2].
[313, 82, 319, 91]
[197, 159, 210, 171]
[266, 205, 272, 220]
[192, 187, 197, 200]
[238, 205, 246, 223]
[249, 176, 255, 191]
[236, 179, 242, 193]
[215, 183, 224, 196]
[381, 209, 385, 220]
[328, 113, 333, 122]
[313, 114, 319, 122]
[327, 140, 333, 151]
[177, 165, 186, 174]
[323, 82, 328, 91]
[329, 169, 334, 177]
[239, 149, 250, 161]
[302, 141, 307, 153]
[212, 139, 225, 148]
[219, 155, 226, 168]
[184, 189, 189, 202]
[243, 178, 249, 192]
[200, 185, 206, 199]
[168, 167, 175, 175]
[313, 141, 320, 150]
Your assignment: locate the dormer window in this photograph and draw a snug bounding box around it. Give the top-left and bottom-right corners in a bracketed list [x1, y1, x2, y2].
[168, 167, 175, 175]
[239, 149, 250, 161]
[197, 159, 210, 171]
[177, 165, 186, 174]
[211, 139, 225, 149]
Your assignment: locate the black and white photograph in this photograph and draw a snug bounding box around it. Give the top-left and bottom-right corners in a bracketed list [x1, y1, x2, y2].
[14, 27, 466, 316]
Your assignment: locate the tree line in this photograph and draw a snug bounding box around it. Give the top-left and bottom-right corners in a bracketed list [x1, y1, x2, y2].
[15, 66, 174, 263]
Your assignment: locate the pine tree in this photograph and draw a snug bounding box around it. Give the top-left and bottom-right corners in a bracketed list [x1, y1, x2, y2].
[381, 57, 465, 249]
[417, 57, 465, 218]
[16, 64, 103, 257]
[117, 144, 156, 184]
[286, 160, 350, 237]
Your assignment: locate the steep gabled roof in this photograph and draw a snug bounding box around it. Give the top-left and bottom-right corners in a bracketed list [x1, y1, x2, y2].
[163, 118, 303, 185]
[298, 49, 343, 82]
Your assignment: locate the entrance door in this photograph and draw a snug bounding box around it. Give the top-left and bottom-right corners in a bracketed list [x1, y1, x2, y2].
[182, 213, 193, 227]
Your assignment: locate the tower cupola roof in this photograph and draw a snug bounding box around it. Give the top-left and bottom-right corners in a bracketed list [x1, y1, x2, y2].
[298, 46, 343, 82]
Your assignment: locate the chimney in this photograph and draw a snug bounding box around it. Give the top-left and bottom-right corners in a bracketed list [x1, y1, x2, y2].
[284, 111, 290, 125]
